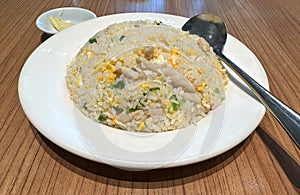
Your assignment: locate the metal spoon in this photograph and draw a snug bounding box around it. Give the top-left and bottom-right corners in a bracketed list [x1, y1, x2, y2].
[182, 14, 300, 148]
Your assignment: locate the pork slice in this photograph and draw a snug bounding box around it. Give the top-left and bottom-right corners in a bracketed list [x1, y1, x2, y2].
[161, 66, 195, 93]
[116, 111, 131, 123]
[183, 92, 201, 103]
[143, 61, 163, 72]
[122, 67, 139, 80]
[148, 108, 164, 116]
[144, 46, 154, 60]
[136, 57, 148, 65]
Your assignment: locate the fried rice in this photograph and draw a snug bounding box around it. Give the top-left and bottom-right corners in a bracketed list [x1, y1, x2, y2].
[65, 20, 228, 132]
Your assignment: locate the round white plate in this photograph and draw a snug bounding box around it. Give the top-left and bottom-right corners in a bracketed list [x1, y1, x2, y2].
[18, 13, 268, 170]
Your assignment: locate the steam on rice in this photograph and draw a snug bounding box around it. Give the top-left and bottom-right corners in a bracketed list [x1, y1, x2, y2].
[65, 20, 228, 132]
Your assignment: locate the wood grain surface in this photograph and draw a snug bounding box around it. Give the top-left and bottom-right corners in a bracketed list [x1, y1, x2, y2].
[0, 0, 299, 194]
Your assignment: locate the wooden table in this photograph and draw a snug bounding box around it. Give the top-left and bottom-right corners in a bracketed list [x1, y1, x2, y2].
[1, 0, 299, 194]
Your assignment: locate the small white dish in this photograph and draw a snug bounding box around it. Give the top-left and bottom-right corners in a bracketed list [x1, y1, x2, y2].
[36, 7, 97, 34]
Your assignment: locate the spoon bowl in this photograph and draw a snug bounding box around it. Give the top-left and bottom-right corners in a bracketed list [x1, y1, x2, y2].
[182, 14, 227, 52]
[182, 14, 300, 148]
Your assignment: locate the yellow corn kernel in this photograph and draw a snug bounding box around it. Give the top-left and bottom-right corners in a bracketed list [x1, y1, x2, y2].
[164, 100, 171, 107]
[201, 96, 211, 105]
[88, 52, 95, 59]
[108, 59, 117, 65]
[107, 74, 116, 81]
[105, 63, 116, 73]
[84, 48, 91, 55]
[201, 99, 210, 112]
[216, 64, 226, 74]
[169, 47, 181, 68]
[84, 48, 95, 59]
[75, 75, 82, 87]
[171, 47, 180, 55]
[86, 48, 92, 53]
[153, 54, 164, 63]
[161, 47, 169, 53]
[153, 47, 158, 57]
[196, 83, 207, 92]
[169, 57, 179, 68]
[111, 100, 118, 106]
[93, 62, 106, 73]
[223, 74, 229, 85]
[188, 48, 197, 56]
[72, 70, 78, 76]
[112, 117, 117, 125]
[198, 69, 203, 74]
[97, 75, 104, 81]
[134, 48, 144, 56]
[137, 122, 145, 131]
[140, 82, 149, 89]
[224, 73, 228, 79]
[206, 95, 211, 102]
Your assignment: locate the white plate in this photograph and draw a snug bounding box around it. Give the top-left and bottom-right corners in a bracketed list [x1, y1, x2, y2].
[19, 13, 268, 170]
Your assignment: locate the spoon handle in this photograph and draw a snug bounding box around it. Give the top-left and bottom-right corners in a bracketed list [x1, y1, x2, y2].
[217, 51, 300, 148]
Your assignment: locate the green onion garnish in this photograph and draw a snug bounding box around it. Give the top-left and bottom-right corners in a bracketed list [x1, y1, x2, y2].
[98, 114, 107, 122]
[126, 107, 139, 114]
[113, 80, 125, 89]
[149, 87, 160, 91]
[171, 102, 180, 111]
[89, 38, 97, 44]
